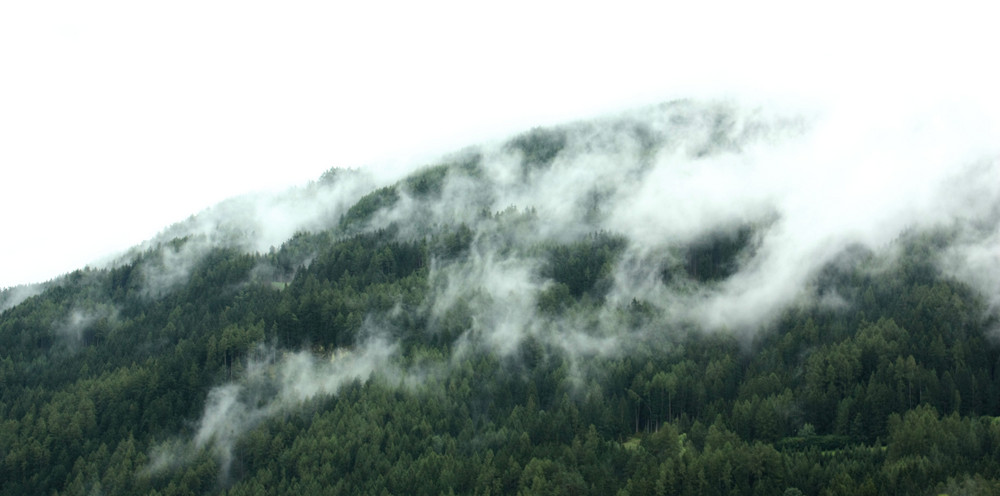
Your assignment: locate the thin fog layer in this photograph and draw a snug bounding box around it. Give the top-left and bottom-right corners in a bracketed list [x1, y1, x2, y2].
[367, 101, 1000, 335]
[111, 169, 380, 299]
[0, 284, 44, 313]
[51, 304, 117, 349]
[145, 99, 1000, 474]
[146, 337, 398, 477]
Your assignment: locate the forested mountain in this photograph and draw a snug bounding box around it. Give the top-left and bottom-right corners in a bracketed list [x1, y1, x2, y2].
[3, 100, 1000, 495]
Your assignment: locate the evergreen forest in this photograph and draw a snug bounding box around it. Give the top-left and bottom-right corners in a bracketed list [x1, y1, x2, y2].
[3, 101, 1000, 495]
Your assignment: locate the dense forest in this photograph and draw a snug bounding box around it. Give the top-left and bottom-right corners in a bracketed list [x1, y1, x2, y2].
[3, 101, 1000, 495]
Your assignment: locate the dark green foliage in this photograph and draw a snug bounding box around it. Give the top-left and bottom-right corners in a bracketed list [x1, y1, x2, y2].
[682, 224, 756, 283]
[269, 230, 334, 276]
[402, 164, 449, 199]
[317, 166, 361, 186]
[537, 282, 573, 315]
[429, 224, 474, 262]
[507, 127, 568, 173]
[543, 232, 626, 299]
[3, 170, 1000, 496]
[338, 186, 399, 231]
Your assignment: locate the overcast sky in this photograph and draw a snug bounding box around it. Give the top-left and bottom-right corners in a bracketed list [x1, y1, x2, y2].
[1, 1, 997, 289]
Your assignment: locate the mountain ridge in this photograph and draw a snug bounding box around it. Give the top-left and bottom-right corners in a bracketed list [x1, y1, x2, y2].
[3, 99, 1000, 495]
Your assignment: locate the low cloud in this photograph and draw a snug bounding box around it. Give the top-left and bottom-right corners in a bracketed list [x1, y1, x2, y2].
[155, 169, 379, 254]
[316, 99, 1000, 343]
[431, 245, 547, 358]
[141, 98, 1000, 478]
[139, 238, 210, 299]
[0, 284, 44, 313]
[51, 303, 117, 349]
[146, 335, 399, 478]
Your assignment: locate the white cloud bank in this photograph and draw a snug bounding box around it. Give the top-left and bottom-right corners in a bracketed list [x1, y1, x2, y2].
[2, 1, 998, 288]
[139, 94, 1000, 477]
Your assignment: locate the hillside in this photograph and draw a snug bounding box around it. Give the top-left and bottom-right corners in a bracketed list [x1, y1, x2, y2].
[3, 100, 1000, 495]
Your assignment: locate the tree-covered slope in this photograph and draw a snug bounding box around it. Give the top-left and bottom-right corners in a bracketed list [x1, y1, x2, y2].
[3, 101, 1000, 495]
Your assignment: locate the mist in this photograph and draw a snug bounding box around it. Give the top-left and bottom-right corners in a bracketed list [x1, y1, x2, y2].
[146, 335, 400, 478]
[358, 100, 1000, 335]
[0, 284, 44, 313]
[52, 304, 117, 349]
[102, 168, 382, 300]
[131, 97, 1000, 477]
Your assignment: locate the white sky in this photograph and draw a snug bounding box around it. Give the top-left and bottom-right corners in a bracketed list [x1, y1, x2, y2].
[1, 1, 998, 289]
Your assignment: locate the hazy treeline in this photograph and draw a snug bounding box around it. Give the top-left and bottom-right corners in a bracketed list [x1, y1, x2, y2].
[2, 100, 1000, 495]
